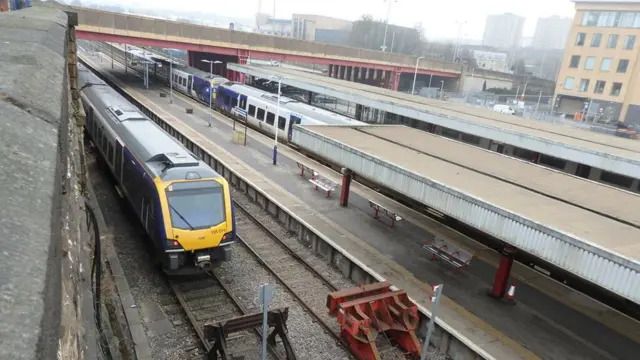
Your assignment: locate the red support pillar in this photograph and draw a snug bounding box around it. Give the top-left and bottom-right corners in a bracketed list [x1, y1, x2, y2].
[339, 168, 353, 207]
[532, 152, 540, 164]
[392, 70, 401, 92]
[187, 50, 193, 67]
[489, 245, 517, 299]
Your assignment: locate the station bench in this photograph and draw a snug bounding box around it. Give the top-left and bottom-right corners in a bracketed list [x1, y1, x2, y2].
[368, 200, 403, 227]
[309, 176, 338, 197]
[423, 238, 473, 273]
[297, 162, 317, 180]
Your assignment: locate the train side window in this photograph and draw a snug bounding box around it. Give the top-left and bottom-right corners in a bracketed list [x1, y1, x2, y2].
[278, 116, 286, 130]
[182, 78, 186, 86]
[107, 142, 114, 165]
[249, 104, 256, 117]
[96, 127, 102, 146]
[115, 142, 123, 180]
[240, 98, 247, 110]
[266, 112, 275, 125]
[257, 108, 265, 121]
[101, 131, 107, 151]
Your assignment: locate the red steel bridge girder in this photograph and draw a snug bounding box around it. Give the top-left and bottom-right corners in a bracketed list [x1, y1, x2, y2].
[75, 30, 458, 78]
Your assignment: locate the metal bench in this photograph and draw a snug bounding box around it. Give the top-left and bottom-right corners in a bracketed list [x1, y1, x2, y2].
[423, 238, 473, 273]
[368, 200, 403, 227]
[309, 176, 337, 197]
[296, 162, 317, 180]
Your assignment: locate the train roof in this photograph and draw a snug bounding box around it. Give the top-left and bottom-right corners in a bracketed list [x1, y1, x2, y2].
[174, 65, 229, 82]
[78, 64, 222, 181]
[221, 82, 298, 106]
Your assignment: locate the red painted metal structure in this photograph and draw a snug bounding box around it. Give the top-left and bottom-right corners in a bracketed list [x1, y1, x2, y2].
[339, 168, 353, 207]
[75, 30, 458, 79]
[327, 281, 422, 360]
[490, 245, 517, 299]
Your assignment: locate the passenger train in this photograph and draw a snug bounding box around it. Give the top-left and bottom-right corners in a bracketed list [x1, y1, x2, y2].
[215, 82, 367, 142]
[170, 64, 229, 105]
[78, 63, 236, 273]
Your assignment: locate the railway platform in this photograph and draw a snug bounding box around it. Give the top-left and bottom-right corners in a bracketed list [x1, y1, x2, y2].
[81, 53, 640, 360]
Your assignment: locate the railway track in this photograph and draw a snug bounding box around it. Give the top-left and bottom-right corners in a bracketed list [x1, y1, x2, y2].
[232, 200, 407, 359]
[79, 44, 416, 358]
[163, 271, 283, 360]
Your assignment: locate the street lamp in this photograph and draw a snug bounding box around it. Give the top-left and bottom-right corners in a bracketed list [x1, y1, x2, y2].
[412, 56, 425, 95]
[440, 80, 445, 100]
[201, 60, 222, 127]
[381, 0, 397, 52]
[268, 75, 285, 165]
[169, 50, 174, 104]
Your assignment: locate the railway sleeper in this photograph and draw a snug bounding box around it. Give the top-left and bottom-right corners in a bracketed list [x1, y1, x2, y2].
[203, 307, 298, 360]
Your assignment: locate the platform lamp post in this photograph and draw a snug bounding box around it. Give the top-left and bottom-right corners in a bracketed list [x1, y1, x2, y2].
[381, 0, 397, 52]
[440, 80, 445, 100]
[268, 75, 284, 165]
[169, 51, 173, 104]
[201, 59, 221, 127]
[412, 56, 425, 95]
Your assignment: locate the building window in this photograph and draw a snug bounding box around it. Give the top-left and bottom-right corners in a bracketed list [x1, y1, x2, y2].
[611, 82, 622, 96]
[607, 34, 619, 48]
[584, 56, 596, 70]
[601, 57, 612, 71]
[582, 11, 599, 26]
[624, 35, 636, 49]
[591, 33, 602, 47]
[594, 80, 606, 94]
[576, 32, 586, 46]
[579, 79, 590, 92]
[617, 59, 629, 73]
[569, 55, 580, 68]
[581, 11, 640, 28]
[564, 76, 575, 90]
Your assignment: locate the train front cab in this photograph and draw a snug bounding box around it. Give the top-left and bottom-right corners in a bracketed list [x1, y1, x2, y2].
[158, 176, 235, 272]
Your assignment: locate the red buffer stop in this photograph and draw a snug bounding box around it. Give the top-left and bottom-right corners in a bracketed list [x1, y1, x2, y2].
[326, 281, 422, 360]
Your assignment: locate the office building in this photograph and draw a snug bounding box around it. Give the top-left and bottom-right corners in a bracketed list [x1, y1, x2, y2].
[532, 16, 573, 49]
[554, 0, 640, 125]
[291, 14, 352, 44]
[482, 13, 526, 49]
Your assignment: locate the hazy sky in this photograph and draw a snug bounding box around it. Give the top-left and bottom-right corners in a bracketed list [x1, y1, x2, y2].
[90, 0, 576, 40]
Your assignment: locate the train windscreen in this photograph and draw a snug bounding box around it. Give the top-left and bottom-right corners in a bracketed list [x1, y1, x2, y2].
[166, 181, 226, 230]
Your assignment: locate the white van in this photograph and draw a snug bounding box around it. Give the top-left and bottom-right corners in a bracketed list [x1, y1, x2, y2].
[492, 104, 516, 115]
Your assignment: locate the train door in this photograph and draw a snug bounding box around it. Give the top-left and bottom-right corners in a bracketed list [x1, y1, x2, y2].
[115, 140, 123, 181]
[288, 114, 302, 141]
[187, 75, 193, 97]
[239, 94, 247, 110]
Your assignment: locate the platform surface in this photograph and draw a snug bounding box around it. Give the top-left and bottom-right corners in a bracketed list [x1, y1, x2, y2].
[81, 53, 640, 360]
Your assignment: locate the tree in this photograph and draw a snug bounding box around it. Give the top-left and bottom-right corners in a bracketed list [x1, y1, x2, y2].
[482, 80, 487, 92]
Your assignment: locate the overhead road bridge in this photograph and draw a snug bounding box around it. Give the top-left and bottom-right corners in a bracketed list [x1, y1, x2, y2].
[231, 63, 640, 184]
[58, 4, 461, 89]
[292, 125, 640, 307]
